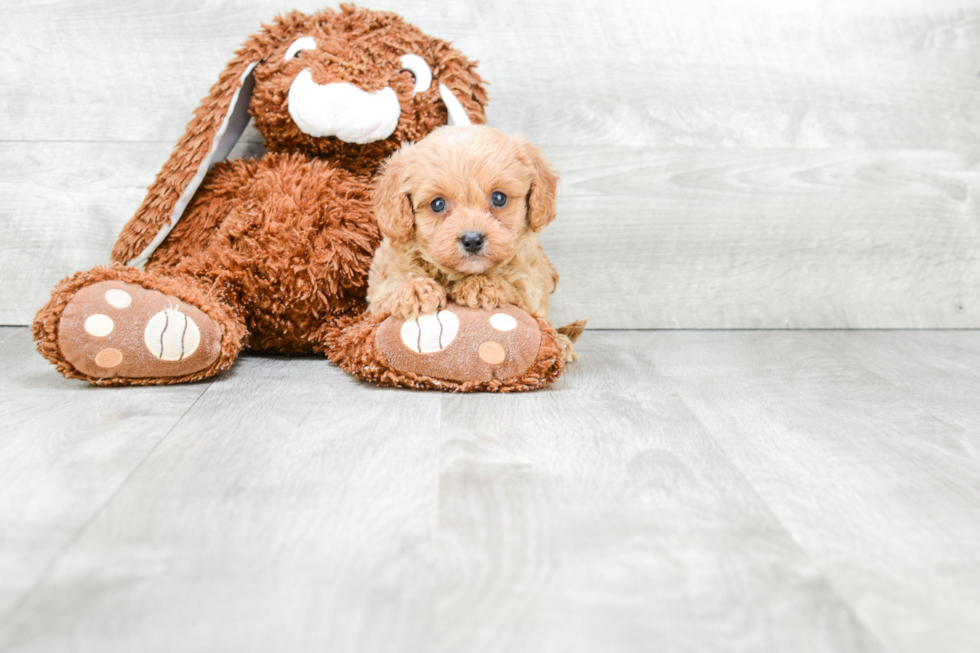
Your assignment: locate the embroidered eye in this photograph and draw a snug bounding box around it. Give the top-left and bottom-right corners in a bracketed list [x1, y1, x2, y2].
[285, 36, 317, 61]
[430, 197, 446, 213]
[398, 54, 433, 94]
[491, 191, 508, 208]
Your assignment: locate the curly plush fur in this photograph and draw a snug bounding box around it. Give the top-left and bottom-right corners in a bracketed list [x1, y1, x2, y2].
[33, 5, 490, 385]
[112, 6, 487, 266]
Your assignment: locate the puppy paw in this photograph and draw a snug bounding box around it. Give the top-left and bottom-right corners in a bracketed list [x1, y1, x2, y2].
[556, 332, 579, 363]
[387, 278, 447, 320]
[450, 275, 515, 311]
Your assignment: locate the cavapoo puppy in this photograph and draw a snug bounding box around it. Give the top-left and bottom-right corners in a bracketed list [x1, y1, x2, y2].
[367, 124, 582, 361]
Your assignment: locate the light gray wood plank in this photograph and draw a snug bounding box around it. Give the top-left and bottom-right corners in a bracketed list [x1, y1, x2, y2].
[432, 333, 881, 653]
[2, 0, 979, 150]
[5, 144, 979, 329]
[478, 0, 980, 150]
[648, 330, 980, 653]
[0, 354, 443, 653]
[0, 334, 882, 653]
[543, 147, 980, 329]
[0, 328, 32, 370]
[0, 328, 211, 622]
[832, 331, 980, 431]
[5, 330, 980, 650]
[0, 142, 172, 325]
[0, 137, 265, 327]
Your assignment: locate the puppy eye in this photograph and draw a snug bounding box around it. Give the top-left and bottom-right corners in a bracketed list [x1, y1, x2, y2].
[430, 197, 447, 213]
[491, 191, 508, 208]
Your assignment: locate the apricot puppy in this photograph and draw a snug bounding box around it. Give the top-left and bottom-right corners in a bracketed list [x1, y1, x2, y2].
[367, 125, 578, 360]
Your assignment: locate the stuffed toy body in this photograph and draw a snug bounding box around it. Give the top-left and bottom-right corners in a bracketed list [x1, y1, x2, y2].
[33, 5, 571, 391]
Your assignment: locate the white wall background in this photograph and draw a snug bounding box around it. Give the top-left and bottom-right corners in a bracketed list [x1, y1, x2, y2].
[2, 0, 979, 328]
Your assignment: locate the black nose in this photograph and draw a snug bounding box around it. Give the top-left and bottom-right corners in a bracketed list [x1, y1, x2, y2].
[460, 231, 486, 254]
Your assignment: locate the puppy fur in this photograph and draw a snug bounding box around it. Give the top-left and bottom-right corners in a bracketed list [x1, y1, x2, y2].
[367, 125, 578, 361]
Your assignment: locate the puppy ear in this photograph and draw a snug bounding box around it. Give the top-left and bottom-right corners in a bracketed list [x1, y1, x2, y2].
[110, 28, 279, 267]
[516, 137, 559, 232]
[373, 146, 416, 245]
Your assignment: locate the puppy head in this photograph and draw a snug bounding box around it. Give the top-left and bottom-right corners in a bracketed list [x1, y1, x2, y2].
[374, 125, 559, 274]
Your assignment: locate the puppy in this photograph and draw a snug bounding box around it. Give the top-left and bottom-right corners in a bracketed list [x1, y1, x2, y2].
[367, 125, 582, 361]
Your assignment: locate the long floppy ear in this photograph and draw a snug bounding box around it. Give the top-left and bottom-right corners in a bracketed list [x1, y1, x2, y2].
[430, 42, 489, 126]
[516, 137, 560, 232]
[373, 146, 416, 245]
[110, 38, 268, 267]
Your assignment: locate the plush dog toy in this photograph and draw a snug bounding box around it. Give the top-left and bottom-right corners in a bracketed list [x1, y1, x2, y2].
[33, 5, 571, 391]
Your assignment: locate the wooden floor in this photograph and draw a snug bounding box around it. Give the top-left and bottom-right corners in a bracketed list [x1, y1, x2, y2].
[2, 326, 979, 652]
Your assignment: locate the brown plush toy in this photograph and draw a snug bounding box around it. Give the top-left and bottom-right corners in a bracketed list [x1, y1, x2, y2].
[33, 5, 569, 391]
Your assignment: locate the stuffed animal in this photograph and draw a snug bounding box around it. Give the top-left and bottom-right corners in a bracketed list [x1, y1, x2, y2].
[32, 5, 572, 391]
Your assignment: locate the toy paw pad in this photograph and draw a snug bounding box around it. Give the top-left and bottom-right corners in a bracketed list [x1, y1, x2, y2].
[376, 304, 541, 383]
[400, 310, 460, 353]
[58, 281, 221, 380]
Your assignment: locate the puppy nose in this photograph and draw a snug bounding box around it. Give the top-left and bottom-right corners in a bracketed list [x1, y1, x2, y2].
[460, 231, 486, 254]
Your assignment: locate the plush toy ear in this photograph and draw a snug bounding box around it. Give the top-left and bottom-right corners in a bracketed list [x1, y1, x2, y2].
[110, 43, 266, 267]
[431, 43, 489, 126]
[516, 138, 559, 232]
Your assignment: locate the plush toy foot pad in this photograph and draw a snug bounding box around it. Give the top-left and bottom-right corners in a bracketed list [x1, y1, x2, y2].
[58, 281, 222, 380]
[375, 304, 542, 384]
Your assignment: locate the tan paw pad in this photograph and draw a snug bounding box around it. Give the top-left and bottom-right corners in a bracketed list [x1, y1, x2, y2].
[489, 313, 517, 331]
[104, 289, 132, 308]
[478, 341, 506, 365]
[144, 307, 201, 361]
[84, 314, 114, 337]
[94, 348, 123, 368]
[400, 310, 459, 354]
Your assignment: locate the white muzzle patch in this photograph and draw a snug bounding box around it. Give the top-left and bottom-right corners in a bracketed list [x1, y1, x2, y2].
[287, 70, 401, 144]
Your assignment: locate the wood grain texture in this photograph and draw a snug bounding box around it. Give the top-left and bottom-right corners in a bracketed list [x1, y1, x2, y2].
[431, 334, 880, 653]
[3, 0, 980, 327]
[0, 327, 889, 653]
[3, 0, 979, 148]
[0, 138, 263, 325]
[544, 147, 980, 328]
[648, 330, 980, 653]
[0, 327, 33, 371]
[0, 142, 172, 325]
[833, 330, 980, 431]
[0, 328, 210, 623]
[1, 343, 444, 653]
[5, 144, 978, 328]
